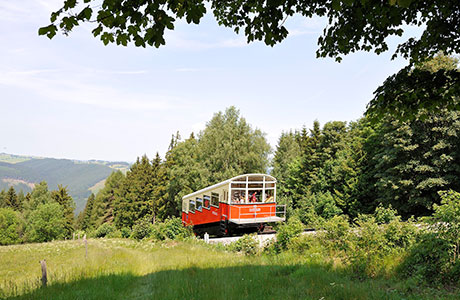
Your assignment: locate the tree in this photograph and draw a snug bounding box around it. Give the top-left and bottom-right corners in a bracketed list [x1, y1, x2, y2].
[198, 106, 271, 185]
[25, 181, 52, 212]
[51, 185, 75, 237]
[367, 53, 460, 122]
[4, 187, 20, 211]
[91, 171, 125, 227]
[271, 131, 301, 199]
[40, 1, 460, 64]
[79, 193, 96, 230]
[0, 208, 24, 245]
[113, 155, 156, 228]
[25, 203, 66, 243]
[362, 55, 460, 217]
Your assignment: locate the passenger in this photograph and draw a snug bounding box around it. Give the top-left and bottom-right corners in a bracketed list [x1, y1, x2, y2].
[265, 195, 273, 202]
[251, 192, 257, 203]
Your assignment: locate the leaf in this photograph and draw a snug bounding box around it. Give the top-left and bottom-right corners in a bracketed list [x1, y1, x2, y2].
[38, 25, 57, 39]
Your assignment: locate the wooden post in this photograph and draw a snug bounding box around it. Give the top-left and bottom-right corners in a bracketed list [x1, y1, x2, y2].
[40, 260, 47, 287]
[77, 232, 80, 240]
[204, 232, 209, 244]
[84, 235, 88, 258]
[73, 232, 75, 240]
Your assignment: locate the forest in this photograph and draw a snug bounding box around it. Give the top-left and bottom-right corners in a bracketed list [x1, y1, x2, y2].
[1, 54, 460, 294]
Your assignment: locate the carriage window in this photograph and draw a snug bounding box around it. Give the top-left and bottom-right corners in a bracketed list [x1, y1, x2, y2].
[265, 189, 275, 202]
[248, 183, 263, 189]
[231, 183, 246, 189]
[265, 182, 275, 188]
[248, 190, 262, 203]
[231, 190, 246, 203]
[189, 200, 195, 213]
[196, 197, 203, 211]
[203, 195, 210, 209]
[211, 193, 219, 207]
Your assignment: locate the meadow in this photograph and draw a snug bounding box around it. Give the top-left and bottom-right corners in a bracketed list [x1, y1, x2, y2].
[0, 238, 458, 300]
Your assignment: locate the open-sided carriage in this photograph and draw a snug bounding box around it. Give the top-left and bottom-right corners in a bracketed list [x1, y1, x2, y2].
[181, 174, 285, 236]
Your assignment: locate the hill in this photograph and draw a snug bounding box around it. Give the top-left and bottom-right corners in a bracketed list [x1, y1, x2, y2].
[0, 153, 130, 213]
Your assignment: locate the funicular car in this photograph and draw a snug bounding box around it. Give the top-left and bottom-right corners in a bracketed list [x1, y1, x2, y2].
[181, 174, 285, 236]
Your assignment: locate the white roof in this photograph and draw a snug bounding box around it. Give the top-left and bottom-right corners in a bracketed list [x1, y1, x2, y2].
[182, 173, 276, 199]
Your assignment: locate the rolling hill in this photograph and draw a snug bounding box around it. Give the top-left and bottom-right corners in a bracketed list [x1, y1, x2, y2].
[0, 153, 130, 213]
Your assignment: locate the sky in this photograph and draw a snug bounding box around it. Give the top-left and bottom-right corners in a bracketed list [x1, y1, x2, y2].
[0, 1, 422, 162]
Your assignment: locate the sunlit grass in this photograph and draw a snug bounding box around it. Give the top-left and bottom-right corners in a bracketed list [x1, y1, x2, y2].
[0, 239, 457, 299]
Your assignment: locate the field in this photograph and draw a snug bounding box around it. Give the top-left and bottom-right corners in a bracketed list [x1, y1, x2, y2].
[0, 239, 457, 300]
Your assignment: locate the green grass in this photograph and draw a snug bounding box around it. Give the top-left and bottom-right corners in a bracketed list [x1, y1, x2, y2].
[0, 239, 457, 299]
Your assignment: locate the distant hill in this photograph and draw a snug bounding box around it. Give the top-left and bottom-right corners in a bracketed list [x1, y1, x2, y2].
[0, 153, 130, 213]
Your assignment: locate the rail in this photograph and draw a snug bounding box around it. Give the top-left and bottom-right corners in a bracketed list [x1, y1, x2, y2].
[231, 204, 286, 224]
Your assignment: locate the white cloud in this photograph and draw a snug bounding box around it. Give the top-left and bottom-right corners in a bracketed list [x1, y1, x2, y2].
[0, 68, 187, 112]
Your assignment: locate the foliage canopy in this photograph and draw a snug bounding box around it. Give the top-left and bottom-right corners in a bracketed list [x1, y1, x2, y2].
[40, 1, 460, 64]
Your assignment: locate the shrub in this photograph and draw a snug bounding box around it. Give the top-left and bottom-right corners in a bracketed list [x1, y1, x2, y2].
[131, 216, 154, 240]
[320, 215, 351, 253]
[25, 203, 65, 243]
[275, 216, 304, 251]
[398, 232, 452, 283]
[228, 233, 259, 255]
[149, 217, 193, 241]
[398, 190, 460, 283]
[120, 227, 131, 238]
[374, 204, 398, 224]
[349, 215, 387, 277]
[0, 208, 24, 245]
[94, 223, 115, 238]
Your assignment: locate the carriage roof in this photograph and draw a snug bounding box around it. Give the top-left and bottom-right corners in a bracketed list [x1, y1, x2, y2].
[182, 173, 276, 200]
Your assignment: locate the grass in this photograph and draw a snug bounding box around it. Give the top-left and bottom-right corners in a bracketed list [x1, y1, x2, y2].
[0, 239, 457, 299]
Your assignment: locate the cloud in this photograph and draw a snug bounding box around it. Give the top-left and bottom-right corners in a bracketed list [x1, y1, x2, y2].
[0, 68, 187, 112]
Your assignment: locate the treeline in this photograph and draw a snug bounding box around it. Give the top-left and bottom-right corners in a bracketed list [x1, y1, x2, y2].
[273, 53, 460, 223]
[0, 183, 74, 245]
[76, 106, 271, 234]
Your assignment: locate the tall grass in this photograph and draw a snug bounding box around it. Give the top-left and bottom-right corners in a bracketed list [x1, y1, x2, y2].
[0, 239, 458, 299]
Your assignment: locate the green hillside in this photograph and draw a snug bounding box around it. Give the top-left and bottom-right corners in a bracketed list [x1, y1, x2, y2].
[0, 153, 130, 213]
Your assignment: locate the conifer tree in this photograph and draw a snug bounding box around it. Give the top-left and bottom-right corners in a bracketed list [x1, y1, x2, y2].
[114, 155, 155, 228]
[80, 193, 95, 230]
[51, 185, 75, 237]
[5, 187, 19, 211]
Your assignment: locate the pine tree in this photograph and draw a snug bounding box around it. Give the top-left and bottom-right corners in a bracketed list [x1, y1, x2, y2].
[80, 193, 95, 230]
[114, 155, 155, 228]
[5, 187, 19, 211]
[51, 185, 75, 237]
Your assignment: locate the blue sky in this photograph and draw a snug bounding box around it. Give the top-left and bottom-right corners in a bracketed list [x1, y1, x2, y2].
[0, 1, 421, 162]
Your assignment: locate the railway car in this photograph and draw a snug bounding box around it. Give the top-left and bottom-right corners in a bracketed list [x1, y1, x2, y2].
[181, 174, 285, 236]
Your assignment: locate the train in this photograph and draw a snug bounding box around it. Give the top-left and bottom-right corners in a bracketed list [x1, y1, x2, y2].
[181, 173, 285, 236]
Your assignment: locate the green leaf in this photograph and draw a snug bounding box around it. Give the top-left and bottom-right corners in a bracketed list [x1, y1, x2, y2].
[92, 25, 103, 37]
[38, 25, 57, 39]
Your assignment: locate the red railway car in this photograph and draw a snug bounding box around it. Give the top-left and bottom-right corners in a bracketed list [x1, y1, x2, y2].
[181, 174, 285, 236]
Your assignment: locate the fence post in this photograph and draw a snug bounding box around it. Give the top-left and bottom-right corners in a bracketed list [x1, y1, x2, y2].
[40, 260, 47, 287]
[204, 232, 209, 244]
[73, 232, 75, 240]
[83, 235, 88, 258]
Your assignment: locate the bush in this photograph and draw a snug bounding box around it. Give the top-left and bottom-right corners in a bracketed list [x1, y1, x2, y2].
[374, 204, 398, 224]
[25, 203, 65, 243]
[131, 216, 154, 240]
[398, 190, 460, 283]
[0, 208, 24, 245]
[320, 215, 351, 253]
[149, 217, 193, 241]
[120, 227, 131, 238]
[274, 216, 304, 251]
[94, 223, 115, 238]
[398, 232, 452, 283]
[228, 233, 259, 255]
